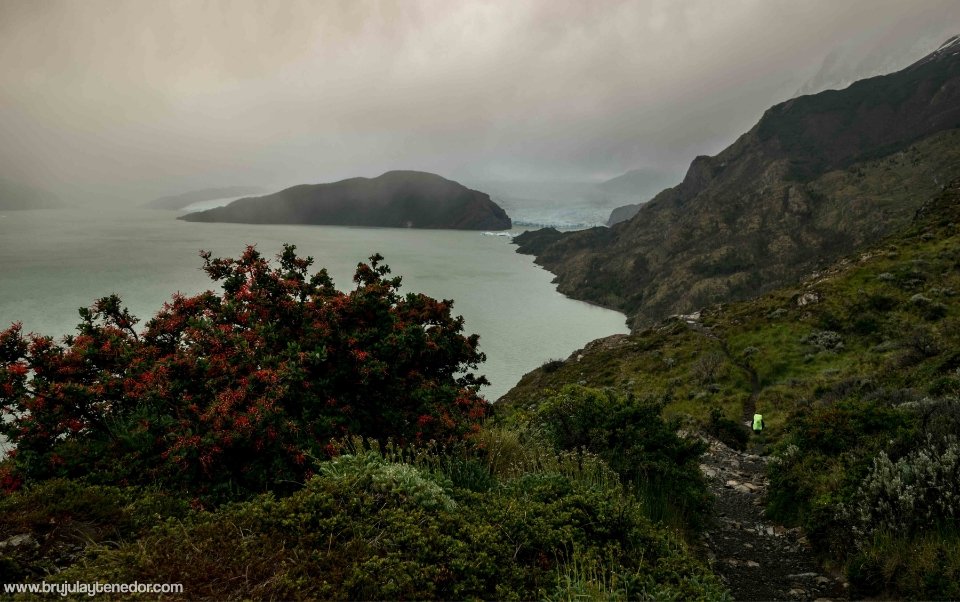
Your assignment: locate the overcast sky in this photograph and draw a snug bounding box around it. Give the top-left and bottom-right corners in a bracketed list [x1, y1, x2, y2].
[2, 0, 959, 204]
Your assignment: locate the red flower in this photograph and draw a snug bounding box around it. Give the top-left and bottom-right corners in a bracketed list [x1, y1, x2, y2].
[6, 363, 28, 378]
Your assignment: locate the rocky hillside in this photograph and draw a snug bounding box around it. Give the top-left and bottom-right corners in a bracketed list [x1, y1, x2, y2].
[501, 179, 960, 599]
[181, 171, 512, 230]
[516, 36, 960, 330]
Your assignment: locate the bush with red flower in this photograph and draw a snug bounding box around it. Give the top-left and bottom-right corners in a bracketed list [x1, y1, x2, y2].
[0, 245, 489, 499]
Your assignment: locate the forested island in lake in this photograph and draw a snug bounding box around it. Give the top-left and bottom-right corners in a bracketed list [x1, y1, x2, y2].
[180, 170, 512, 230]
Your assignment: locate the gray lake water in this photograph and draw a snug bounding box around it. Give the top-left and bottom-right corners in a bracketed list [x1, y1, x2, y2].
[0, 207, 627, 401]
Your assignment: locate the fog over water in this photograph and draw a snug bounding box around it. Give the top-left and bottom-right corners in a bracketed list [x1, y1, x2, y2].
[0, 208, 628, 401]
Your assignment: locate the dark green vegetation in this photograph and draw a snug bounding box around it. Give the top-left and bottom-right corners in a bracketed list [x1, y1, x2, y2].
[0, 437, 725, 600]
[0, 248, 723, 599]
[145, 186, 266, 210]
[504, 181, 960, 599]
[516, 41, 960, 330]
[0, 246, 489, 501]
[181, 170, 512, 230]
[0, 178, 61, 210]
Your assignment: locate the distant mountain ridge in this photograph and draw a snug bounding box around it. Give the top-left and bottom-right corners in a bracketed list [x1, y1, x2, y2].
[601, 168, 683, 225]
[599, 168, 681, 195]
[515, 36, 960, 330]
[792, 35, 956, 98]
[147, 186, 267, 210]
[180, 171, 512, 230]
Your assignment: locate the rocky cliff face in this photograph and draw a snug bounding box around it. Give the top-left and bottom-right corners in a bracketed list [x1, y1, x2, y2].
[181, 171, 511, 231]
[516, 37, 960, 330]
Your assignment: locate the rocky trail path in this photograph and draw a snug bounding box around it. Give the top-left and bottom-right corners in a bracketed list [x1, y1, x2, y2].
[697, 435, 849, 601]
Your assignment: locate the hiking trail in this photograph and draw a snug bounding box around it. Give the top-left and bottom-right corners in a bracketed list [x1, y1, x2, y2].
[696, 434, 850, 601]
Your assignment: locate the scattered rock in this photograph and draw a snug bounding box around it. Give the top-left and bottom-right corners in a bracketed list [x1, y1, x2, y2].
[0, 534, 37, 549]
[787, 572, 819, 579]
[797, 292, 820, 306]
[697, 432, 844, 600]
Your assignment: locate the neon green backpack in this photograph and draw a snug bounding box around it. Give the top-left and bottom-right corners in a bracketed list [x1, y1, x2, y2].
[752, 413, 764, 432]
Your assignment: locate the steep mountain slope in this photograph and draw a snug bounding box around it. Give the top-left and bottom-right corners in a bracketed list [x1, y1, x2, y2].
[502, 177, 960, 600]
[504, 178, 960, 412]
[516, 37, 960, 330]
[181, 171, 511, 230]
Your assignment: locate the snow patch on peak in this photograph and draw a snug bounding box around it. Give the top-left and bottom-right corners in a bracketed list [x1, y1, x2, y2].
[912, 34, 960, 68]
[937, 35, 960, 52]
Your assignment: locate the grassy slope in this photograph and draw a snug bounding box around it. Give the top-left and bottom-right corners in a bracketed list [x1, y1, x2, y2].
[502, 179, 960, 431]
[501, 180, 960, 597]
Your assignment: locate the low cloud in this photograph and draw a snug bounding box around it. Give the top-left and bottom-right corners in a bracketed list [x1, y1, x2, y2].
[1, 0, 958, 203]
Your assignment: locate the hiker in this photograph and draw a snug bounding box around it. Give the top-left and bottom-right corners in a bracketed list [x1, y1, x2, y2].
[752, 413, 764, 433]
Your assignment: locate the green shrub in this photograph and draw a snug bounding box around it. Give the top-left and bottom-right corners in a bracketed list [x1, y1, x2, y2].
[0, 479, 185, 583]
[801, 329, 844, 351]
[848, 530, 960, 600]
[319, 451, 456, 512]
[0, 246, 489, 501]
[844, 435, 960, 541]
[766, 399, 916, 554]
[541, 359, 566, 373]
[767, 397, 960, 600]
[56, 450, 726, 600]
[532, 385, 709, 528]
[707, 406, 749, 451]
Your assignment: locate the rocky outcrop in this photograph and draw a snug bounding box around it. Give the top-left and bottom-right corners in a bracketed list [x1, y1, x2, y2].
[180, 171, 511, 230]
[516, 37, 960, 330]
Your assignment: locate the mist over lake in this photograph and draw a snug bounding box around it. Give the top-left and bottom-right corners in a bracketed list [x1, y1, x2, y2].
[0, 207, 627, 400]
